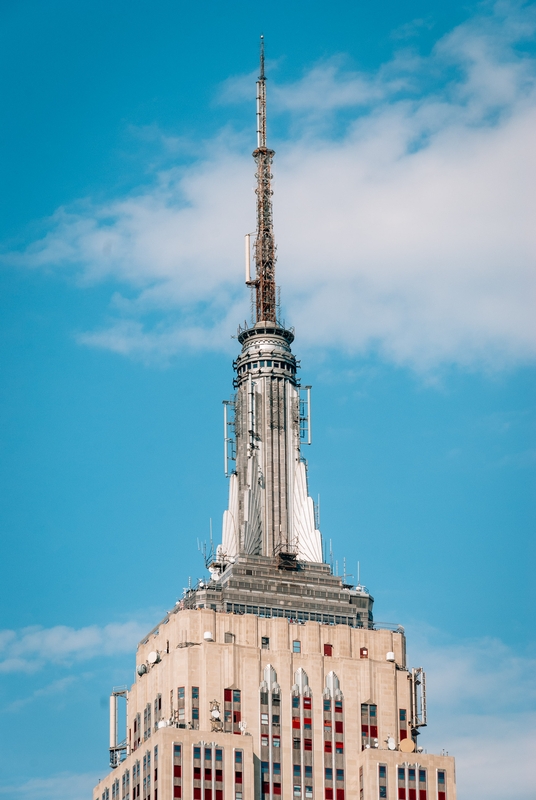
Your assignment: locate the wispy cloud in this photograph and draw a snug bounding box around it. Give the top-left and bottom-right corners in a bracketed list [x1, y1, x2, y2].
[4, 1, 536, 371]
[0, 620, 148, 673]
[408, 626, 536, 799]
[0, 773, 100, 800]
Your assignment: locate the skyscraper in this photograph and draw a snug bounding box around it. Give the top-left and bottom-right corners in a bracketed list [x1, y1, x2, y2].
[94, 39, 456, 800]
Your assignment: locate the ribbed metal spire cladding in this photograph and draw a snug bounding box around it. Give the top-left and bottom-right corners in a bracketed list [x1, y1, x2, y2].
[252, 35, 277, 323]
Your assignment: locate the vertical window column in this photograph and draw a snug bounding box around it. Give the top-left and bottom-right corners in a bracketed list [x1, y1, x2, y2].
[378, 765, 387, 799]
[224, 688, 242, 734]
[399, 709, 408, 741]
[172, 744, 182, 798]
[215, 748, 224, 800]
[408, 768, 416, 800]
[192, 686, 200, 730]
[359, 767, 364, 800]
[398, 767, 406, 800]
[193, 746, 202, 799]
[154, 694, 162, 730]
[437, 770, 446, 800]
[153, 745, 158, 800]
[133, 761, 140, 800]
[361, 704, 378, 749]
[177, 686, 185, 726]
[235, 749, 243, 800]
[419, 769, 427, 800]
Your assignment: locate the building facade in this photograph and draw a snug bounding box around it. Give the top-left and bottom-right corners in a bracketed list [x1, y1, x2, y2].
[93, 38, 456, 800]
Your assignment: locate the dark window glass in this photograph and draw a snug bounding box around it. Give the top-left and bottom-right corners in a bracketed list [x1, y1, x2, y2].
[379, 766, 386, 779]
[233, 690, 241, 703]
[235, 751, 242, 764]
[192, 687, 199, 699]
[194, 748, 201, 759]
[292, 697, 300, 708]
[325, 768, 333, 780]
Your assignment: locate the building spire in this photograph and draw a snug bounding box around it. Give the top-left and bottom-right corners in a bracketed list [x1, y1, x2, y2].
[253, 35, 277, 323]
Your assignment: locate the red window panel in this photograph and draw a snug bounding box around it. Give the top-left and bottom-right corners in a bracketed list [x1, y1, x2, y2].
[324, 720, 332, 728]
[398, 791, 406, 800]
[304, 697, 312, 709]
[194, 790, 201, 800]
[194, 768, 201, 779]
[325, 790, 333, 800]
[205, 791, 212, 800]
[361, 725, 368, 735]
[360, 647, 368, 658]
[336, 791, 345, 800]
[400, 729, 408, 740]
[173, 788, 181, 799]
[292, 719, 301, 729]
[205, 769, 212, 780]
[324, 644, 333, 656]
[409, 791, 416, 800]
[304, 738, 313, 751]
[273, 783, 282, 795]
[262, 783, 270, 794]
[438, 794, 446, 800]
[234, 729, 241, 735]
[174, 766, 181, 778]
[304, 717, 312, 727]
[224, 689, 232, 702]
[335, 741, 344, 753]
[215, 770, 223, 780]
[335, 721, 343, 733]
[235, 772, 243, 783]
[234, 711, 241, 723]
[370, 726, 378, 737]
[216, 792, 223, 800]
[325, 741, 332, 753]
[419, 792, 427, 800]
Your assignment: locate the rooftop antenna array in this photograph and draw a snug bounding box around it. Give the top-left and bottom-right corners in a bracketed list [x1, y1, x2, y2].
[245, 35, 277, 324]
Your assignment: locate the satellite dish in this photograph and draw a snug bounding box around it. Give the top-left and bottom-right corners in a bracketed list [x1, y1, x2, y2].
[399, 738, 415, 753]
[387, 737, 396, 751]
[211, 708, 221, 719]
[386, 651, 395, 662]
[137, 663, 147, 676]
[148, 651, 160, 665]
[204, 631, 214, 642]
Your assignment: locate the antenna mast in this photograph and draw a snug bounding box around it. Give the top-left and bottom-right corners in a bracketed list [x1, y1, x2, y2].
[251, 35, 277, 323]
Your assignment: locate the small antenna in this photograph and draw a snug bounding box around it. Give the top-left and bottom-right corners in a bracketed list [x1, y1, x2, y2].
[357, 561, 360, 585]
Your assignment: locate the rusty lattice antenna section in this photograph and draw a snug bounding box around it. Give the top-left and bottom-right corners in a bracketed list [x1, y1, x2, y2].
[251, 35, 277, 323]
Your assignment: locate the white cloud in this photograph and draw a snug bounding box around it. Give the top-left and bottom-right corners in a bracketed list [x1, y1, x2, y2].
[4, 2, 536, 370]
[0, 620, 148, 673]
[0, 773, 100, 800]
[407, 626, 536, 799]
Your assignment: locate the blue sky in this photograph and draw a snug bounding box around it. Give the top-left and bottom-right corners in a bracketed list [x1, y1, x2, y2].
[0, 1, 535, 798]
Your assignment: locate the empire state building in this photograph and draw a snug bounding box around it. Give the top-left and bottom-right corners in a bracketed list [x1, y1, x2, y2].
[94, 39, 457, 800]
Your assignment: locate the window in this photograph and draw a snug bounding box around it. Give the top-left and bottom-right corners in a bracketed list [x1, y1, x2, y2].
[303, 697, 312, 709]
[325, 768, 333, 781]
[293, 640, 302, 653]
[294, 787, 301, 797]
[205, 749, 212, 761]
[178, 687, 185, 700]
[192, 686, 199, 699]
[324, 700, 331, 711]
[273, 736, 280, 748]
[305, 766, 313, 778]
[306, 789, 313, 799]
[233, 690, 241, 703]
[335, 742, 344, 754]
[360, 647, 368, 658]
[192, 708, 199, 720]
[194, 747, 201, 759]
[261, 713, 269, 725]
[337, 770, 344, 781]
[293, 696, 300, 708]
[304, 738, 312, 751]
[324, 643, 333, 656]
[273, 763, 281, 775]
[261, 637, 270, 649]
[225, 632, 235, 643]
[261, 735, 269, 747]
[293, 738, 300, 749]
[325, 740, 332, 753]
[272, 715, 280, 725]
[293, 765, 301, 776]
[437, 770, 446, 800]
[235, 751, 243, 764]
